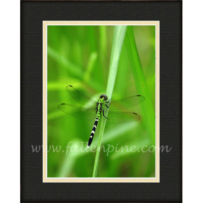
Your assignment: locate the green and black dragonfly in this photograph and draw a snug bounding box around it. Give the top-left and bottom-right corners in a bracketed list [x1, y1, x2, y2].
[58, 85, 145, 147]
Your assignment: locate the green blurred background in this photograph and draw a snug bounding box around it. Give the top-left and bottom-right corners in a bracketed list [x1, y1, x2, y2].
[47, 25, 155, 178]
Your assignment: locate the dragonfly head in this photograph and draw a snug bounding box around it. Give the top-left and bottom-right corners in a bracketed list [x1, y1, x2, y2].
[100, 94, 108, 101]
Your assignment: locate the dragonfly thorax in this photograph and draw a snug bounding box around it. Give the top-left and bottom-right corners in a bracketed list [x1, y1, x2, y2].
[99, 94, 108, 101]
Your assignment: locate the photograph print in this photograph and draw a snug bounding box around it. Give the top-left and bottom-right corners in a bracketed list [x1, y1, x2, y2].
[42, 21, 160, 182]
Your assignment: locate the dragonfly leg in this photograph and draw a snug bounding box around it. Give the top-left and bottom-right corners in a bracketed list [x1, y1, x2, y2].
[103, 109, 109, 120]
[105, 104, 109, 108]
[105, 101, 110, 108]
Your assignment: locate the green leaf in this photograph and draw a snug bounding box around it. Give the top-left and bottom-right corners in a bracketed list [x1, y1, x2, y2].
[92, 26, 127, 177]
[125, 26, 155, 145]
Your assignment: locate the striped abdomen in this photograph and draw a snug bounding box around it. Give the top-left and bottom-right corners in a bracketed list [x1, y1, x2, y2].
[87, 117, 100, 147]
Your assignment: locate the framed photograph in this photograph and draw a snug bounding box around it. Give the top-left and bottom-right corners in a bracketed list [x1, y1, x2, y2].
[21, 0, 182, 202]
[43, 21, 160, 183]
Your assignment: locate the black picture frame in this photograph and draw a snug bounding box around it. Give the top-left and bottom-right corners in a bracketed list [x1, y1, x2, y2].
[21, 0, 182, 202]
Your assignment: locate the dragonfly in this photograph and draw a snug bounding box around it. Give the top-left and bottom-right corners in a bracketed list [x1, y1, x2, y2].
[58, 85, 145, 148]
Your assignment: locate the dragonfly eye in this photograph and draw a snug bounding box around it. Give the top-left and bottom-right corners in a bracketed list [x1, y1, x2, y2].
[100, 94, 108, 100]
[104, 95, 108, 101]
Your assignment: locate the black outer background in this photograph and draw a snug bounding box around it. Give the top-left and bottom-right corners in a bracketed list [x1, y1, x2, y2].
[21, 1, 182, 202]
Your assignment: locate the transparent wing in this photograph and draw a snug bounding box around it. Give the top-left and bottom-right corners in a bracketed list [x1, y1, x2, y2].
[110, 95, 145, 108]
[107, 110, 141, 124]
[66, 85, 96, 105]
[58, 103, 96, 121]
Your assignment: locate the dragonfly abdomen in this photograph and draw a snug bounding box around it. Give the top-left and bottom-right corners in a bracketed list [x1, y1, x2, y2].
[87, 117, 99, 147]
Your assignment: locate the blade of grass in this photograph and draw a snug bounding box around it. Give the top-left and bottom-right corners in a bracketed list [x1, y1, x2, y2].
[48, 46, 103, 92]
[99, 26, 107, 68]
[57, 122, 137, 177]
[125, 26, 155, 145]
[92, 26, 127, 177]
[48, 46, 83, 78]
[84, 52, 98, 82]
[48, 110, 64, 120]
[96, 122, 136, 144]
[57, 140, 83, 177]
[99, 26, 107, 59]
